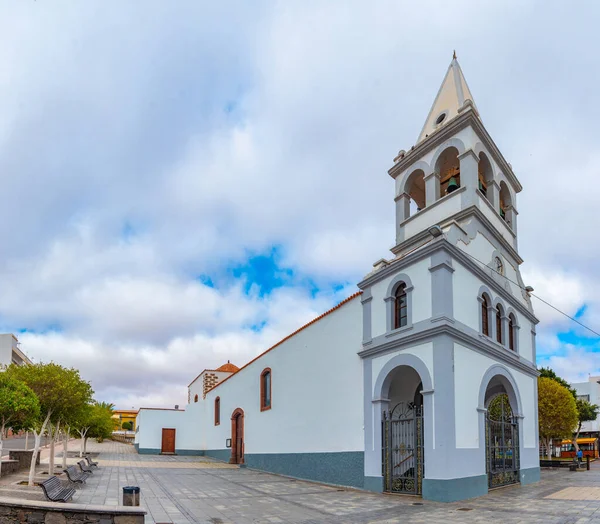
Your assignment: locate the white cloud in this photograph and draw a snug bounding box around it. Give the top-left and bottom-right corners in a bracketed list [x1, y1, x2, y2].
[0, 1, 598, 405]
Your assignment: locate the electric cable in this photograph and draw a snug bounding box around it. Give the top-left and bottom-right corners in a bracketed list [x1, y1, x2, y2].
[459, 249, 600, 338]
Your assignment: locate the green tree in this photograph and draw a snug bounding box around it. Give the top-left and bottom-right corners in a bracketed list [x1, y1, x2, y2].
[0, 374, 40, 477]
[85, 402, 115, 447]
[538, 377, 578, 459]
[8, 363, 93, 485]
[538, 367, 599, 451]
[71, 403, 94, 458]
[539, 367, 577, 397]
[122, 421, 133, 431]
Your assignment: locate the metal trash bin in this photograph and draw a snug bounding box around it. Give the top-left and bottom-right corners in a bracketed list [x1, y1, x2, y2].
[123, 486, 140, 506]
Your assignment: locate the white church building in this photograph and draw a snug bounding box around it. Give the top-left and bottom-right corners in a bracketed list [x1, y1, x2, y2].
[136, 56, 540, 502]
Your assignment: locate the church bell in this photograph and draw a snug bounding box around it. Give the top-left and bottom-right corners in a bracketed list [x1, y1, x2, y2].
[447, 177, 459, 194]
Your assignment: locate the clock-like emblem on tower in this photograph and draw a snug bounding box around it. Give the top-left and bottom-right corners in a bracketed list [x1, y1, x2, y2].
[495, 257, 504, 276]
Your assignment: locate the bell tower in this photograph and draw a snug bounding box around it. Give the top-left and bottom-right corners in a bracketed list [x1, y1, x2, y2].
[390, 54, 519, 253]
[358, 54, 539, 502]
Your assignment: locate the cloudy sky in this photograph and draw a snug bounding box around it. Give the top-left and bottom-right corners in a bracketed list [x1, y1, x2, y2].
[0, 1, 599, 408]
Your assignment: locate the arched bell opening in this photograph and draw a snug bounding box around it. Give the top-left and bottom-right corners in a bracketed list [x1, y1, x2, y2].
[478, 152, 493, 200]
[435, 147, 460, 196]
[499, 181, 512, 223]
[404, 169, 426, 216]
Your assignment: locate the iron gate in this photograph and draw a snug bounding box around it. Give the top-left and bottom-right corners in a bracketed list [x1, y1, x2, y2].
[486, 395, 519, 488]
[382, 402, 424, 495]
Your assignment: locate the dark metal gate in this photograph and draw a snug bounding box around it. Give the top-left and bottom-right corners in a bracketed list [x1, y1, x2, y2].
[486, 395, 519, 489]
[382, 402, 424, 495]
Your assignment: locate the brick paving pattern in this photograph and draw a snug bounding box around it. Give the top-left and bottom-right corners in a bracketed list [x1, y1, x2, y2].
[0, 440, 599, 523]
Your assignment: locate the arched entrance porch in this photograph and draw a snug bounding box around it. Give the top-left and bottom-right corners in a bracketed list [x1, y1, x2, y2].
[368, 353, 434, 497]
[479, 366, 522, 489]
[382, 366, 424, 494]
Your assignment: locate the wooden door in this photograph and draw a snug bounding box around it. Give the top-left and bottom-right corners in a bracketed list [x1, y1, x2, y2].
[235, 415, 243, 463]
[230, 409, 244, 464]
[161, 428, 176, 453]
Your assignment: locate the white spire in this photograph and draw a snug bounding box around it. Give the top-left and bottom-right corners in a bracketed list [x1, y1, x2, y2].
[417, 52, 478, 144]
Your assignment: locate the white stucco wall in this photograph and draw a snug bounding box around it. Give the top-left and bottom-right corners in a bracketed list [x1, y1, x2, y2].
[201, 296, 364, 455]
[453, 264, 483, 331]
[454, 344, 487, 449]
[136, 408, 202, 452]
[403, 192, 463, 240]
[452, 260, 534, 365]
[370, 259, 432, 339]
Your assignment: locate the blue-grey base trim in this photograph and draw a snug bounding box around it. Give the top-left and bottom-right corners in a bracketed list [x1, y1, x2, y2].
[422, 474, 488, 502]
[363, 475, 384, 492]
[137, 448, 161, 455]
[134, 443, 139, 452]
[175, 449, 205, 456]
[243, 451, 364, 489]
[205, 449, 233, 463]
[520, 466, 540, 485]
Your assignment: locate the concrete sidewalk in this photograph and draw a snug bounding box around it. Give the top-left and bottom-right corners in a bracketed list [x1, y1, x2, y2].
[1, 440, 600, 523]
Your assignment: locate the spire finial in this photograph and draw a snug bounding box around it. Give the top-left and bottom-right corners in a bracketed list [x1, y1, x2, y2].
[453, 50, 457, 60]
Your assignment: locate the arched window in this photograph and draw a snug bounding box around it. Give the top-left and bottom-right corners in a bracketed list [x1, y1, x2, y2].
[496, 306, 503, 344]
[394, 283, 408, 329]
[508, 314, 516, 351]
[194, 394, 198, 403]
[481, 295, 490, 336]
[260, 369, 271, 411]
[214, 397, 220, 426]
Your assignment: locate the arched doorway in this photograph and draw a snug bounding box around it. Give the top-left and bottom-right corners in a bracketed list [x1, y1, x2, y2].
[230, 408, 244, 464]
[382, 367, 425, 495]
[483, 372, 520, 489]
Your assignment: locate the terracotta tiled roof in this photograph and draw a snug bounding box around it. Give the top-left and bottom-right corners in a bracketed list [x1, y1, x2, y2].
[205, 291, 362, 395]
[216, 362, 239, 373]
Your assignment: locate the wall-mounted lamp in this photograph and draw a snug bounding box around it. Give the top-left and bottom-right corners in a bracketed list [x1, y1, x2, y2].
[226, 438, 232, 448]
[427, 225, 443, 238]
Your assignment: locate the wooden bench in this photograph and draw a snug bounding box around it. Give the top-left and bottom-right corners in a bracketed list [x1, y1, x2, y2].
[84, 455, 98, 468]
[78, 460, 94, 474]
[64, 465, 89, 484]
[40, 476, 76, 502]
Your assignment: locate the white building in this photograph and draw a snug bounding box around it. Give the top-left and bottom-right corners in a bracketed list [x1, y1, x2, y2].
[572, 376, 600, 435]
[0, 334, 32, 367]
[136, 56, 540, 502]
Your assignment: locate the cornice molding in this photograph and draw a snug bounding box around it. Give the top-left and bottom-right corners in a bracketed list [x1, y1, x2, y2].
[388, 110, 522, 193]
[390, 205, 523, 266]
[358, 319, 539, 378]
[359, 239, 537, 324]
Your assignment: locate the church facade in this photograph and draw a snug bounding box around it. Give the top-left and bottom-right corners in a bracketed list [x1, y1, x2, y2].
[136, 57, 540, 502]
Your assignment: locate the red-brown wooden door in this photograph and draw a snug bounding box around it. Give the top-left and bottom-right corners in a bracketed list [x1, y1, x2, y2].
[161, 428, 176, 453]
[230, 409, 244, 464]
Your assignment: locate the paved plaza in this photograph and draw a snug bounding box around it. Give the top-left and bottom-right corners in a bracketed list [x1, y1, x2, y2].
[0, 440, 599, 523]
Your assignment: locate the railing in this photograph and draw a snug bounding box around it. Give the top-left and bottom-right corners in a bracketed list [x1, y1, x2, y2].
[111, 433, 135, 445]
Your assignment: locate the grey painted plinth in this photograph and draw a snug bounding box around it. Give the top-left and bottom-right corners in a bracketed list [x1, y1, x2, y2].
[363, 475, 384, 492]
[240, 451, 365, 489]
[205, 449, 232, 462]
[520, 466, 540, 485]
[422, 474, 488, 502]
[137, 447, 161, 455]
[175, 449, 205, 456]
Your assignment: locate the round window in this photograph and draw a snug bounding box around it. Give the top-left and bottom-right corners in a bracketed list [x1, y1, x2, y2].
[435, 112, 446, 125]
